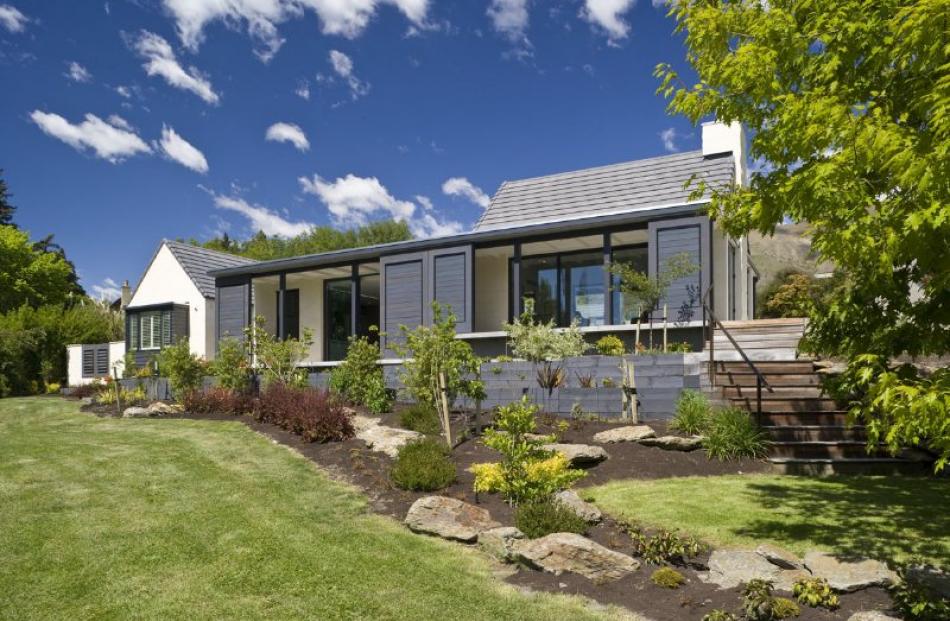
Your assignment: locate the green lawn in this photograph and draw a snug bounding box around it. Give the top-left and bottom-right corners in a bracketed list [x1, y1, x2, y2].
[585, 475, 950, 567]
[0, 398, 616, 621]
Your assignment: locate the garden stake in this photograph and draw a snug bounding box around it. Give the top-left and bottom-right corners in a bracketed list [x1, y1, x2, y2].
[663, 303, 668, 353]
[438, 371, 453, 449]
[634, 305, 642, 353]
[111, 364, 121, 417]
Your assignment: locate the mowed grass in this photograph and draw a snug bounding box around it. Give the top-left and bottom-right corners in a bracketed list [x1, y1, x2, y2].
[585, 474, 950, 567]
[0, 398, 612, 621]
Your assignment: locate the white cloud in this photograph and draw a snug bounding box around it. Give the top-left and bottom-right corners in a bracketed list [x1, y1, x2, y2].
[30, 111, 152, 163]
[159, 0, 431, 61]
[91, 277, 121, 302]
[581, 0, 636, 44]
[660, 127, 678, 152]
[157, 125, 209, 173]
[115, 85, 132, 98]
[65, 61, 92, 83]
[265, 122, 310, 151]
[442, 177, 490, 209]
[299, 173, 414, 227]
[131, 30, 220, 104]
[0, 4, 27, 33]
[328, 50, 370, 99]
[106, 114, 134, 131]
[295, 78, 310, 100]
[412, 195, 464, 237]
[652, 0, 667, 7]
[209, 191, 314, 237]
[487, 0, 529, 41]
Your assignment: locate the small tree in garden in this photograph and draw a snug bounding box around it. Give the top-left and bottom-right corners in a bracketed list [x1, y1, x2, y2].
[504, 299, 588, 395]
[393, 303, 484, 447]
[157, 338, 205, 399]
[211, 337, 251, 392]
[245, 315, 313, 388]
[329, 333, 391, 414]
[469, 397, 585, 505]
[609, 252, 697, 347]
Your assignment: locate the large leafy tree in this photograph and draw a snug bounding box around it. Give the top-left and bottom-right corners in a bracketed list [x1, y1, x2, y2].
[658, 0, 950, 467]
[0, 225, 78, 313]
[0, 170, 15, 226]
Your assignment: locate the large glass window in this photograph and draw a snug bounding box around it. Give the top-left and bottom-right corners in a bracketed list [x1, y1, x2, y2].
[139, 311, 164, 350]
[358, 274, 380, 339]
[611, 245, 648, 324]
[521, 255, 560, 324]
[517, 251, 606, 327]
[325, 279, 352, 362]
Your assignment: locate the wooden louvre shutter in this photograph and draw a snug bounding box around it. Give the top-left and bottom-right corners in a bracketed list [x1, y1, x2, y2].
[82, 348, 95, 377]
[95, 346, 109, 376]
[162, 311, 172, 346]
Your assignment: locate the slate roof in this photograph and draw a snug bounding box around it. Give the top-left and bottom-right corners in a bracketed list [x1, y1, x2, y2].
[162, 240, 256, 298]
[474, 150, 735, 231]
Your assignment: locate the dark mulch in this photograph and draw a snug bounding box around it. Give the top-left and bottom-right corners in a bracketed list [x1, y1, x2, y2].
[75, 398, 895, 621]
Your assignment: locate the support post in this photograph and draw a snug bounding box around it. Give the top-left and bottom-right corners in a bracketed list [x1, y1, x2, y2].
[634, 306, 642, 353]
[350, 263, 360, 338]
[511, 242, 522, 320]
[603, 232, 613, 326]
[277, 273, 287, 341]
[662, 303, 668, 352]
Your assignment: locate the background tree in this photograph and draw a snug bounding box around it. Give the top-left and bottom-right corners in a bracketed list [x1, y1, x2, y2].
[658, 0, 950, 468]
[0, 225, 77, 312]
[0, 170, 15, 226]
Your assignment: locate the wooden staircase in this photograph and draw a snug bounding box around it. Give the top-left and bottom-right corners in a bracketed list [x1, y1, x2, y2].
[707, 318, 807, 360]
[712, 360, 933, 475]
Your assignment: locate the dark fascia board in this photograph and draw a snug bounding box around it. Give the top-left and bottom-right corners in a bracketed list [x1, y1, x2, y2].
[125, 302, 187, 313]
[210, 203, 705, 279]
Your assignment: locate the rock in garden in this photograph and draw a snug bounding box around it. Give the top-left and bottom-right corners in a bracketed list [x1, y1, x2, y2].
[591, 425, 656, 444]
[405, 496, 501, 543]
[350, 414, 382, 433]
[513, 533, 640, 584]
[847, 612, 902, 621]
[756, 543, 803, 570]
[555, 490, 602, 523]
[543, 443, 608, 465]
[121, 406, 152, 418]
[803, 551, 898, 592]
[147, 402, 181, 415]
[478, 526, 525, 562]
[356, 425, 422, 458]
[638, 435, 703, 451]
[701, 549, 808, 591]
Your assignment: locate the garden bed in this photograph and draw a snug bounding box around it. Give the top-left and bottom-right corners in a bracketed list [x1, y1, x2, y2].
[77, 397, 905, 621]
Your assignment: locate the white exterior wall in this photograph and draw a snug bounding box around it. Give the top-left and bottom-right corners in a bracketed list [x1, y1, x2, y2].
[253, 276, 325, 364]
[474, 251, 510, 332]
[66, 341, 126, 386]
[711, 223, 753, 321]
[127, 243, 211, 359]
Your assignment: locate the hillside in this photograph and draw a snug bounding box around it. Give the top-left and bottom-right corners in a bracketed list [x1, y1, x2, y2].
[748, 222, 834, 288]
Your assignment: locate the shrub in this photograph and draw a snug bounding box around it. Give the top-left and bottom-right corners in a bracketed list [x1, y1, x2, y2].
[771, 598, 800, 619]
[45, 382, 61, 394]
[703, 407, 770, 461]
[595, 335, 625, 356]
[742, 579, 776, 621]
[97, 384, 147, 406]
[504, 299, 588, 395]
[670, 389, 711, 435]
[181, 387, 254, 415]
[626, 526, 705, 566]
[328, 335, 392, 414]
[792, 577, 839, 610]
[253, 383, 354, 442]
[245, 315, 312, 388]
[212, 337, 251, 392]
[650, 567, 685, 588]
[390, 439, 456, 491]
[514, 497, 588, 539]
[399, 402, 441, 435]
[469, 397, 585, 504]
[121, 351, 138, 379]
[68, 381, 106, 399]
[157, 339, 205, 398]
[891, 565, 950, 621]
[702, 611, 737, 621]
[574, 371, 595, 388]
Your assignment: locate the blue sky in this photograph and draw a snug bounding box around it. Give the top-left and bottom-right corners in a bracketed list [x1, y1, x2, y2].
[0, 0, 701, 300]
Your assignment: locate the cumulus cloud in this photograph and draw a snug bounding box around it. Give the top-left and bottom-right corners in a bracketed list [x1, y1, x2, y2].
[265, 122, 310, 151]
[487, 0, 529, 41]
[299, 173, 414, 227]
[327, 50, 370, 100]
[131, 30, 220, 104]
[30, 111, 152, 163]
[159, 0, 431, 61]
[65, 61, 92, 83]
[659, 127, 679, 152]
[209, 191, 314, 237]
[0, 4, 28, 33]
[442, 177, 490, 209]
[412, 195, 464, 237]
[90, 277, 122, 302]
[295, 78, 310, 100]
[157, 125, 209, 173]
[581, 0, 636, 44]
[106, 114, 134, 131]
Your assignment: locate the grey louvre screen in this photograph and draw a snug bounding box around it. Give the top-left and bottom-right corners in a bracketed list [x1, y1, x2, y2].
[82, 348, 95, 377]
[95, 347, 109, 376]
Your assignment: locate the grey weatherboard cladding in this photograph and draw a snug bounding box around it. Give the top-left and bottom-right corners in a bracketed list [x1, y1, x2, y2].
[125, 304, 190, 367]
[476, 150, 734, 230]
[217, 284, 250, 345]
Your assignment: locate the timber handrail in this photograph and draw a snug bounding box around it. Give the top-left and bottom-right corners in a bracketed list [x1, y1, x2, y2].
[701, 286, 772, 418]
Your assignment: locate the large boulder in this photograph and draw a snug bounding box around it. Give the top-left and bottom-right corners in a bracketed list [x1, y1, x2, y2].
[357, 425, 423, 458]
[543, 443, 608, 466]
[405, 496, 501, 543]
[351, 414, 381, 433]
[122, 406, 152, 418]
[756, 544, 803, 570]
[847, 612, 902, 621]
[701, 549, 809, 591]
[513, 533, 640, 584]
[639, 435, 703, 451]
[478, 526, 525, 562]
[592, 425, 656, 444]
[147, 402, 181, 415]
[803, 551, 898, 592]
[555, 490, 602, 523]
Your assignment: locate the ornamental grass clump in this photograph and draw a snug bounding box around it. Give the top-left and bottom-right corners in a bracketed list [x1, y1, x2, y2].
[703, 407, 770, 461]
[390, 439, 456, 492]
[650, 567, 686, 589]
[670, 389, 711, 436]
[514, 497, 587, 539]
[253, 383, 353, 443]
[398, 402, 442, 435]
[469, 396, 585, 505]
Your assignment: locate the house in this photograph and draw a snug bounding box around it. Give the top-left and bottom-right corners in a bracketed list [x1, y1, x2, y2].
[210, 121, 757, 364]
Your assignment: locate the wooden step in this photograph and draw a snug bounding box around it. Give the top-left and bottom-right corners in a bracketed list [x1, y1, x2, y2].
[758, 411, 850, 426]
[764, 425, 867, 442]
[720, 318, 807, 329]
[769, 458, 933, 476]
[722, 385, 826, 399]
[716, 373, 822, 387]
[769, 441, 889, 460]
[731, 397, 841, 412]
[714, 361, 815, 374]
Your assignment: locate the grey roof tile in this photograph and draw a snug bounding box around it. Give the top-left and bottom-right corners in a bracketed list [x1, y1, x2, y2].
[163, 240, 256, 298]
[475, 150, 735, 231]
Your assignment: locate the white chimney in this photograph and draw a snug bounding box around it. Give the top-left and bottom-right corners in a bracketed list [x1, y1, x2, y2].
[120, 280, 132, 309]
[702, 120, 747, 186]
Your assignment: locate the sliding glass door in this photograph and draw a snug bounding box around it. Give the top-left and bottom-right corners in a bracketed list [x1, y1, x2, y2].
[324, 272, 381, 361]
